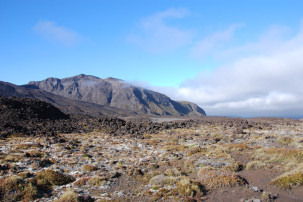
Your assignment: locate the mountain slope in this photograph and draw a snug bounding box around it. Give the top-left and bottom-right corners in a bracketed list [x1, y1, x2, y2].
[29, 74, 206, 116]
[0, 81, 137, 116]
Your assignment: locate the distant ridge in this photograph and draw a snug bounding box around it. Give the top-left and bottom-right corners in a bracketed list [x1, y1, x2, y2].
[0, 81, 137, 117]
[28, 74, 206, 116]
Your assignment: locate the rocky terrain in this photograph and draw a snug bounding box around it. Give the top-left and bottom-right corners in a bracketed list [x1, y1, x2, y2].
[1, 97, 303, 201]
[28, 74, 206, 116]
[0, 97, 201, 137]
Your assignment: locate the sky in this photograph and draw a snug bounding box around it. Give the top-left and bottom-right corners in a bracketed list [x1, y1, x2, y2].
[1, 0, 303, 118]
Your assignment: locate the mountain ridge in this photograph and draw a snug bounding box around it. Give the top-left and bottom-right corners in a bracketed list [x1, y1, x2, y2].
[0, 81, 138, 117]
[28, 74, 206, 117]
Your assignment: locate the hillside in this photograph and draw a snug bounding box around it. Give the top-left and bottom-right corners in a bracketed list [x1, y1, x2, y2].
[28, 74, 206, 116]
[0, 81, 138, 117]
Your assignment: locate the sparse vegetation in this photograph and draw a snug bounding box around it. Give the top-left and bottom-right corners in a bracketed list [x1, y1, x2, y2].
[197, 167, 245, 189]
[246, 160, 269, 170]
[1, 115, 303, 201]
[270, 171, 303, 189]
[0, 176, 37, 201]
[34, 170, 75, 187]
[82, 164, 98, 172]
[74, 177, 90, 187]
[148, 168, 204, 199]
[56, 190, 78, 202]
[88, 176, 107, 186]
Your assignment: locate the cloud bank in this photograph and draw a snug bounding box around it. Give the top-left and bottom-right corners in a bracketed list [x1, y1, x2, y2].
[128, 10, 303, 118]
[175, 21, 303, 118]
[127, 10, 303, 118]
[34, 20, 83, 46]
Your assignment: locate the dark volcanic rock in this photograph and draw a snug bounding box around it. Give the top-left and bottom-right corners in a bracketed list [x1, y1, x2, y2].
[0, 96, 201, 137]
[0, 96, 73, 136]
[0, 96, 69, 120]
[28, 74, 206, 116]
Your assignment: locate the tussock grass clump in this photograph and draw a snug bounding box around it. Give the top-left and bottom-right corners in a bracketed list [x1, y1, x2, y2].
[176, 176, 202, 197]
[197, 167, 245, 189]
[56, 190, 78, 202]
[2, 154, 23, 163]
[186, 147, 207, 156]
[226, 143, 250, 152]
[0, 176, 24, 201]
[14, 143, 41, 150]
[25, 150, 47, 158]
[253, 147, 303, 165]
[0, 176, 38, 201]
[270, 171, 303, 189]
[223, 161, 242, 172]
[261, 191, 273, 201]
[251, 147, 303, 189]
[149, 175, 202, 198]
[163, 144, 187, 152]
[74, 177, 90, 187]
[23, 182, 38, 201]
[18, 171, 32, 179]
[34, 170, 75, 187]
[88, 176, 107, 186]
[148, 168, 204, 198]
[277, 137, 294, 145]
[206, 145, 230, 158]
[82, 164, 98, 172]
[246, 160, 270, 170]
[164, 168, 182, 177]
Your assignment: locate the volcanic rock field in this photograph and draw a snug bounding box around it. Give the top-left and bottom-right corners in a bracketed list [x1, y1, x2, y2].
[1, 97, 303, 201]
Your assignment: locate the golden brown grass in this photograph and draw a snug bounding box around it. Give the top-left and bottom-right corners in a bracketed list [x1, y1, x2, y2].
[270, 171, 303, 189]
[246, 160, 270, 170]
[14, 143, 41, 150]
[197, 167, 245, 189]
[26, 150, 47, 158]
[148, 168, 203, 199]
[74, 177, 90, 187]
[88, 176, 107, 186]
[0, 176, 37, 201]
[277, 137, 294, 145]
[1, 154, 23, 163]
[56, 190, 78, 202]
[82, 164, 98, 172]
[34, 170, 75, 187]
[226, 143, 250, 152]
[253, 147, 303, 165]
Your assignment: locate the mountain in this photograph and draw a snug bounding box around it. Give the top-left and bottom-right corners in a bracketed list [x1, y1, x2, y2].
[0, 81, 137, 116]
[28, 74, 206, 116]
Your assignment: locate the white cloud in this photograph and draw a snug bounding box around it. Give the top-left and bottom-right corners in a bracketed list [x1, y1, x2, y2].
[169, 21, 303, 118]
[127, 8, 194, 53]
[126, 14, 303, 118]
[34, 20, 83, 46]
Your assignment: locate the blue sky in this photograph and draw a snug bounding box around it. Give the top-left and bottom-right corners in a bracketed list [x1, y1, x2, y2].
[1, 0, 303, 117]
